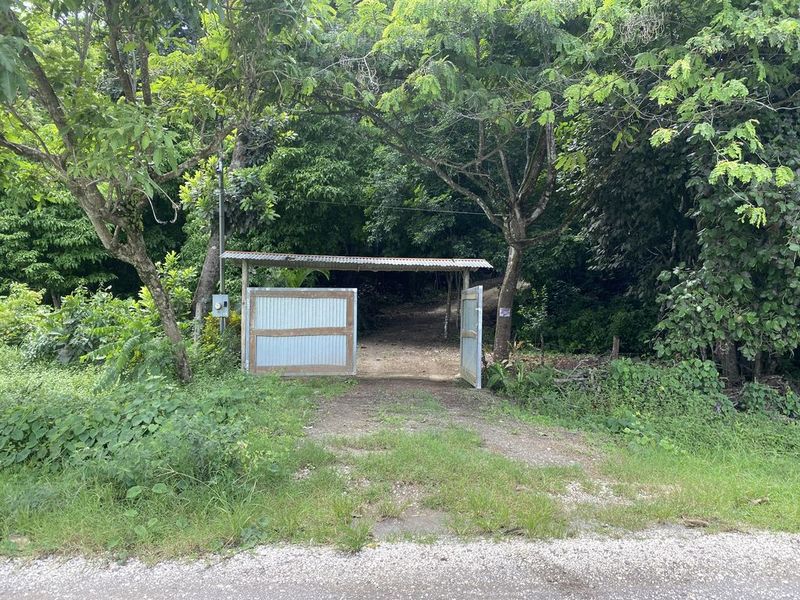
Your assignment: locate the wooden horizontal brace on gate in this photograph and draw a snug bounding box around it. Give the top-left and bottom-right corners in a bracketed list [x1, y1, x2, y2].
[461, 330, 478, 338]
[251, 327, 351, 337]
[251, 364, 353, 375]
[461, 292, 478, 301]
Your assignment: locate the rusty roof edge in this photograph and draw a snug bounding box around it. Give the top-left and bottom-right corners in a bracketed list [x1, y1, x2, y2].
[220, 250, 493, 270]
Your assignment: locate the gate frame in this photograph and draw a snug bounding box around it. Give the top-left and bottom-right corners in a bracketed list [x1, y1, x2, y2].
[244, 287, 357, 376]
[459, 284, 483, 389]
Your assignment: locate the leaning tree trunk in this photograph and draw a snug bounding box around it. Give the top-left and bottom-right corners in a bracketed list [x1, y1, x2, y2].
[191, 215, 220, 338]
[191, 133, 247, 332]
[126, 230, 193, 382]
[493, 243, 524, 362]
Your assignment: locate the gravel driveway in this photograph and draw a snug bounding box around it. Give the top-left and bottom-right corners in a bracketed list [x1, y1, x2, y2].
[3, 530, 800, 600]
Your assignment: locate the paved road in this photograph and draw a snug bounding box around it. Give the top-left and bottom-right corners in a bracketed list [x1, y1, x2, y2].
[2, 531, 800, 599]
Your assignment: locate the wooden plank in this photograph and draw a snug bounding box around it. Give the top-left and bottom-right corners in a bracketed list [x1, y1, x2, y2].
[252, 364, 355, 376]
[250, 327, 351, 337]
[461, 330, 478, 339]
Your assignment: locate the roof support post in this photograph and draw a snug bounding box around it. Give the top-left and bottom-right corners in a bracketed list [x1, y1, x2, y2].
[241, 259, 249, 372]
[462, 269, 470, 290]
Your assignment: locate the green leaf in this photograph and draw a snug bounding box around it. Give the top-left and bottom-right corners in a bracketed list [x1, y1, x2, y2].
[126, 485, 144, 500]
[300, 77, 316, 96]
[692, 123, 715, 141]
[650, 128, 676, 146]
[776, 166, 795, 187]
[532, 90, 551, 111]
[151, 483, 170, 495]
[537, 110, 555, 126]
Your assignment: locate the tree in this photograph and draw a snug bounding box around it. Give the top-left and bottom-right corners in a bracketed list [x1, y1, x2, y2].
[186, 0, 333, 326]
[314, 0, 594, 360]
[565, 0, 800, 379]
[0, 1, 237, 380]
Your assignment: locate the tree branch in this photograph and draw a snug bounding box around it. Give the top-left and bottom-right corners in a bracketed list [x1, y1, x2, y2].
[103, 0, 136, 103]
[1, 12, 76, 151]
[498, 148, 516, 202]
[0, 133, 56, 165]
[139, 40, 152, 106]
[361, 109, 504, 229]
[517, 130, 546, 202]
[153, 124, 236, 183]
[525, 123, 557, 225]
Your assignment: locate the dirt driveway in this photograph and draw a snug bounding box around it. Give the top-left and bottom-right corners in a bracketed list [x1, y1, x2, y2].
[309, 378, 596, 470]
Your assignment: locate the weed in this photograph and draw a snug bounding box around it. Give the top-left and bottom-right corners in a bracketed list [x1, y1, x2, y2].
[336, 521, 373, 552]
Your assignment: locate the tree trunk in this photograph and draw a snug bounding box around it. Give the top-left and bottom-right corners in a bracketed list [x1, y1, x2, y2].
[714, 340, 740, 388]
[127, 232, 193, 382]
[191, 133, 247, 331]
[493, 243, 523, 361]
[191, 216, 220, 337]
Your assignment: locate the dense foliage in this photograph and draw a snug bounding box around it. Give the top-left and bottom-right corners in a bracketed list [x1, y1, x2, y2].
[1, 0, 799, 379]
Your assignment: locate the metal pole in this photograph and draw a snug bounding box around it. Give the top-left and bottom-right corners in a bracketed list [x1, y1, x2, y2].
[217, 151, 226, 334]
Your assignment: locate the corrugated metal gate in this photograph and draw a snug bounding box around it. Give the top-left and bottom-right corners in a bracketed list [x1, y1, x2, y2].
[460, 285, 483, 389]
[244, 288, 357, 375]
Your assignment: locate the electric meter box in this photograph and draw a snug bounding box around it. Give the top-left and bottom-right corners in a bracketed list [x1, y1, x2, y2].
[211, 294, 230, 318]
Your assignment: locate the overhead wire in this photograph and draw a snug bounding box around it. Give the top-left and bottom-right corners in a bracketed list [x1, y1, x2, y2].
[283, 198, 502, 217]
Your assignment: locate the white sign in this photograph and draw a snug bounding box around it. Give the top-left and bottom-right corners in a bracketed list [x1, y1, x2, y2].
[499, 307, 511, 318]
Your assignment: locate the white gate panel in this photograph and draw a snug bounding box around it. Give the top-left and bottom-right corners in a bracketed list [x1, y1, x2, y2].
[460, 285, 483, 388]
[246, 288, 357, 376]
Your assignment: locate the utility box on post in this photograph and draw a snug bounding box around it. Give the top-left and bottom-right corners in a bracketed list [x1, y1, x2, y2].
[211, 294, 229, 318]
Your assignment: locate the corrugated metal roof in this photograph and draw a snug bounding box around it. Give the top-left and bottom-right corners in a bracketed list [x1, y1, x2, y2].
[221, 251, 492, 272]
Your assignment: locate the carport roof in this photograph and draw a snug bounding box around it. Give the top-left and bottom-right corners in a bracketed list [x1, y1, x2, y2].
[221, 251, 492, 272]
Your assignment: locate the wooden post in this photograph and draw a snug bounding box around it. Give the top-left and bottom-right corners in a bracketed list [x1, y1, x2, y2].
[444, 272, 453, 339]
[462, 269, 470, 291]
[241, 260, 249, 371]
[611, 335, 620, 359]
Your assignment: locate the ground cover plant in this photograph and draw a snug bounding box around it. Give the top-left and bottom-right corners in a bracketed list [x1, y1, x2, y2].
[489, 356, 800, 533]
[0, 346, 362, 558]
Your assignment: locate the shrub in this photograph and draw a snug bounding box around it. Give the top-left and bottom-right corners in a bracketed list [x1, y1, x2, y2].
[0, 375, 241, 493]
[603, 358, 730, 418]
[0, 284, 50, 346]
[22, 251, 197, 382]
[739, 381, 800, 418]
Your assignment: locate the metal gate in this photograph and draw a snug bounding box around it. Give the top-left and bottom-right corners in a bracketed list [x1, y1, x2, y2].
[245, 288, 357, 376]
[460, 285, 483, 388]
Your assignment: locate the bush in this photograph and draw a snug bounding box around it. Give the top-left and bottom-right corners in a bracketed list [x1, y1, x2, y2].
[739, 381, 800, 418]
[0, 284, 50, 346]
[603, 358, 730, 418]
[0, 374, 241, 493]
[514, 283, 657, 356]
[488, 358, 800, 454]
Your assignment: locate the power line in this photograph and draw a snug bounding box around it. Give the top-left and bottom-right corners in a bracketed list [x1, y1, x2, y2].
[284, 198, 500, 217]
